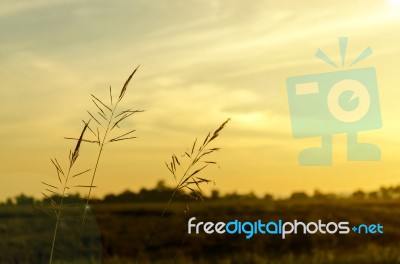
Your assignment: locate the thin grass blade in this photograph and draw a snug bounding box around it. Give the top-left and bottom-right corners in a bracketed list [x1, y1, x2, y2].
[118, 65, 140, 102]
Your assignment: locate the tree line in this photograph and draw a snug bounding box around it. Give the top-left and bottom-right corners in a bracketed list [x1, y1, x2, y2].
[2, 180, 400, 206]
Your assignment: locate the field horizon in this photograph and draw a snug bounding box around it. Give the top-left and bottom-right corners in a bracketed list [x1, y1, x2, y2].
[1, 198, 399, 263]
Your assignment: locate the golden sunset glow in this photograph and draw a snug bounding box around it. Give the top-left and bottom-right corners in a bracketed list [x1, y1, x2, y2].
[1, 0, 400, 201]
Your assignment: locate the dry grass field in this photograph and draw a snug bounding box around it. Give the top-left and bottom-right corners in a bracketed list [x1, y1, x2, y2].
[1, 198, 400, 263]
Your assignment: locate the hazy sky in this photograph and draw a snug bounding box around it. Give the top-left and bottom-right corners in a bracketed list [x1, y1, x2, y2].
[1, 0, 400, 201]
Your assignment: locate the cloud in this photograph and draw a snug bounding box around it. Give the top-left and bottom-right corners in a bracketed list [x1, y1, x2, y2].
[1, 0, 400, 199]
[0, 0, 73, 17]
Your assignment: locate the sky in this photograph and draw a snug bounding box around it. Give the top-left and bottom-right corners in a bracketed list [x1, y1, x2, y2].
[1, 0, 400, 201]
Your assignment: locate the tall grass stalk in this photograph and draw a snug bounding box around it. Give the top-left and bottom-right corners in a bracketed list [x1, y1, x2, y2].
[77, 66, 143, 231]
[43, 68, 142, 263]
[44, 121, 89, 264]
[136, 118, 230, 264]
[65, 67, 143, 263]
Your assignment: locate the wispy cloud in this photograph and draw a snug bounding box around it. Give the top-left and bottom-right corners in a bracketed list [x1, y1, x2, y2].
[1, 0, 400, 200]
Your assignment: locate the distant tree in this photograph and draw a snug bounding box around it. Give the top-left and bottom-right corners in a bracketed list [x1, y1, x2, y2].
[263, 193, 273, 201]
[312, 190, 336, 200]
[392, 186, 400, 199]
[210, 190, 220, 200]
[103, 194, 117, 203]
[224, 192, 240, 201]
[380, 187, 391, 199]
[139, 186, 174, 202]
[352, 190, 365, 199]
[290, 192, 309, 200]
[243, 191, 257, 200]
[368, 191, 379, 199]
[156, 180, 167, 192]
[313, 190, 325, 199]
[5, 198, 13, 206]
[118, 190, 137, 202]
[15, 194, 35, 205]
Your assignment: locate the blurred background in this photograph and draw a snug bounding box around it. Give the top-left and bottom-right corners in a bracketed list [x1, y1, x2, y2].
[1, 0, 400, 263]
